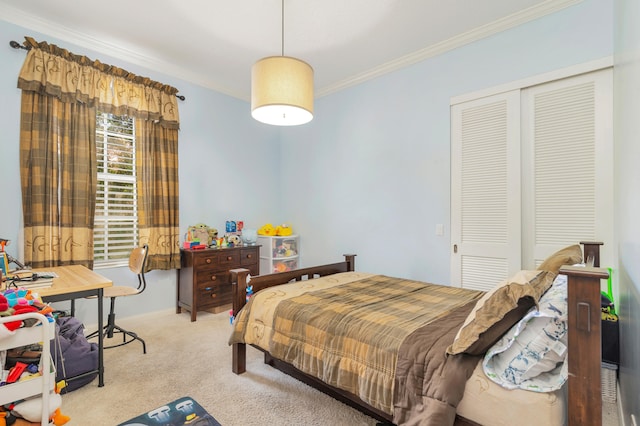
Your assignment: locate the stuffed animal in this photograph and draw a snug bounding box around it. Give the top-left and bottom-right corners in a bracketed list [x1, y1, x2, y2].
[11, 392, 63, 424]
[207, 227, 218, 245]
[227, 234, 242, 247]
[275, 224, 293, 236]
[187, 223, 212, 246]
[259, 223, 293, 236]
[258, 223, 276, 236]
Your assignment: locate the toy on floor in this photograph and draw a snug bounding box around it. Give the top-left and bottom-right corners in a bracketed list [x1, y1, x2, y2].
[51, 408, 70, 426]
[8, 379, 70, 425]
[11, 392, 61, 423]
[0, 410, 16, 426]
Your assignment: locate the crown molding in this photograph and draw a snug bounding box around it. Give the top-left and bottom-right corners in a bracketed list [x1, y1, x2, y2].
[0, 3, 244, 99]
[449, 55, 612, 105]
[316, 0, 583, 98]
[2, 0, 582, 101]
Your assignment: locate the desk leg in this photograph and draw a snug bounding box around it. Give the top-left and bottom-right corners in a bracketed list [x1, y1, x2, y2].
[97, 288, 105, 387]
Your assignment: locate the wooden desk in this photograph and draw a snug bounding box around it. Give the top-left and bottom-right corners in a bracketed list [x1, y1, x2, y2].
[33, 265, 112, 387]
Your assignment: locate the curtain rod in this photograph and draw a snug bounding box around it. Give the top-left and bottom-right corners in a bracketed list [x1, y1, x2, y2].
[9, 40, 186, 101]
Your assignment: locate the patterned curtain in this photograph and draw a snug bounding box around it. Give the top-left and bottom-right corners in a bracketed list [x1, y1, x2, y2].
[19, 92, 96, 268]
[136, 120, 181, 270]
[17, 37, 181, 270]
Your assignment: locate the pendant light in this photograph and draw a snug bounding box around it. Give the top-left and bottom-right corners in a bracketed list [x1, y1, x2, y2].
[251, 0, 314, 126]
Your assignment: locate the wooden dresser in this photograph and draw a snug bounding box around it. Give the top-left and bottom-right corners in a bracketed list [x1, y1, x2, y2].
[177, 246, 259, 321]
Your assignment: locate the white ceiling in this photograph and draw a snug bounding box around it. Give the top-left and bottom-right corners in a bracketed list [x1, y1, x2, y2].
[0, 0, 580, 100]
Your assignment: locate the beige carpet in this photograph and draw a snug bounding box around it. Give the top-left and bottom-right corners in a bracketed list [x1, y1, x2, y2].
[59, 309, 621, 426]
[59, 309, 378, 426]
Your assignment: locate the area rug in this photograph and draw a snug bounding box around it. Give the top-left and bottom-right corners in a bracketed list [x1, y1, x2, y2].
[117, 396, 221, 426]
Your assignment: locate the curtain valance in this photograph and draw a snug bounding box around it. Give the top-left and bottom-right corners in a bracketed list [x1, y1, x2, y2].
[17, 37, 180, 129]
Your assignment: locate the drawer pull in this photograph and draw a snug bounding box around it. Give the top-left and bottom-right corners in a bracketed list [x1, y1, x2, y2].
[227, 256, 232, 261]
[211, 293, 217, 299]
[210, 275, 217, 281]
[246, 254, 253, 259]
[206, 258, 212, 264]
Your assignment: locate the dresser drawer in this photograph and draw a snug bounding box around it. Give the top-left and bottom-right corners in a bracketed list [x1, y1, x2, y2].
[197, 282, 232, 307]
[194, 270, 229, 287]
[217, 251, 241, 268]
[240, 248, 258, 266]
[193, 252, 219, 268]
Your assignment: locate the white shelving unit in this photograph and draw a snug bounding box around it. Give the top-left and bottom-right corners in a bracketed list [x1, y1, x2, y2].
[0, 312, 54, 425]
[257, 235, 300, 274]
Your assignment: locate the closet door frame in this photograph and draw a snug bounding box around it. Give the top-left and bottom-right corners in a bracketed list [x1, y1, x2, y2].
[450, 58, 614, 288]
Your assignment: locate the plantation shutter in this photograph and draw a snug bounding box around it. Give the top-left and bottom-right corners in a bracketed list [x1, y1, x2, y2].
[451, 91, 521, 291]
[94, 112, 138, 265]
[451, 68, 614, 288]
[521, 69, 614, 268]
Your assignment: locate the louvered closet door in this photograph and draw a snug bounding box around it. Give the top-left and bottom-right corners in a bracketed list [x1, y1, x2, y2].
[451, 91, 521, 290]
[521, 69, 614, 268]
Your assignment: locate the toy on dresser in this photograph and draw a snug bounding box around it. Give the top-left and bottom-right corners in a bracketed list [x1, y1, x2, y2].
[184, 223, 218, 249]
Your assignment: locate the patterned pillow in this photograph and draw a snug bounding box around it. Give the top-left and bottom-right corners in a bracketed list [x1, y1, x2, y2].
[447, 269, 556, 356]
[537, 244, 583, 273]
[482, 274, 569, 392]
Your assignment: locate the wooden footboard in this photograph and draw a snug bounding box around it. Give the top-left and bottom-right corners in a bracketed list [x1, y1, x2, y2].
[562, 262, 609, 426]
[230, 254, 356, 374]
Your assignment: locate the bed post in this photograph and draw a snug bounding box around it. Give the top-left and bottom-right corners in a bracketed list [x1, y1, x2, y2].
[580, 241, 603, 267]
[343, 254, 356, 272]
[561, 263, 609, 426]
[231, 268, 250, 374]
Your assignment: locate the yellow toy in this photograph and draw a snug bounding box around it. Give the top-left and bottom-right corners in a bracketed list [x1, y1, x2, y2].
[258, 223, 276, 236]
[207, 227, 219, 245]
[275, 224, 293, 236]
[259, 223, 293, 236]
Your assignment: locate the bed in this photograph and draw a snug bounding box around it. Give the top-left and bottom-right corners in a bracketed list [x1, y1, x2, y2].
[228, 242, 607, 426]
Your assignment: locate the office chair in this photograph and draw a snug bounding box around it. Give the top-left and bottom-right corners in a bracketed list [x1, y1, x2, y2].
[87, 244, 149, 353]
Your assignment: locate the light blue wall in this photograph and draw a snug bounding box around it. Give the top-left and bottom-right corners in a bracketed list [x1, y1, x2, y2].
[0, 1, 622, 341]
[281, 0, 614, 285]
[614, 0, 640, 423]
[0, 20, 281, 323]
[3, 0, 635, 419]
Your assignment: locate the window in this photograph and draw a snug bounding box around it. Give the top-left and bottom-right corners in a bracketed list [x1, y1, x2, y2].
[94, 112, 138, 266]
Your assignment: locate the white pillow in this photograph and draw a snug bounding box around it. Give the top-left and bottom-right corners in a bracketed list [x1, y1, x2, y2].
[482, 274, 569, 392]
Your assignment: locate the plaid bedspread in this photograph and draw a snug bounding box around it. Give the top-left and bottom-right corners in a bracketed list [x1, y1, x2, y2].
[266, 275, 483, 419]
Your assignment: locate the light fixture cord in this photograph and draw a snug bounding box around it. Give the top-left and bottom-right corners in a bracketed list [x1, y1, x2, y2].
[281, 0, 285, 56]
